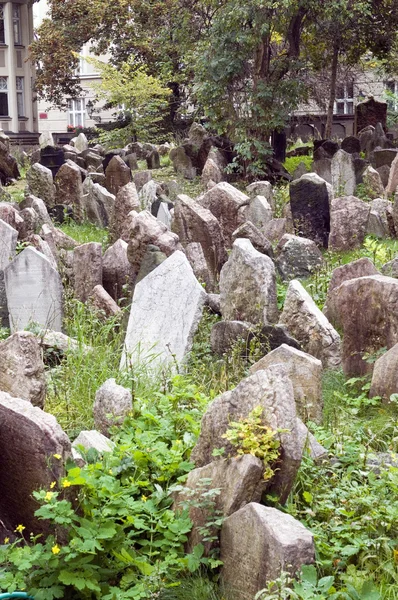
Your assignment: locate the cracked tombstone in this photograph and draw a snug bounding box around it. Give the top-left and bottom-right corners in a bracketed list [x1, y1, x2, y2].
[4, 247, 63, 332]
[120, 250, 206, 373]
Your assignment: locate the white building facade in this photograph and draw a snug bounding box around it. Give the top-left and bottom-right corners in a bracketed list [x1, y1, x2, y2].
[0, 0, 37, 135]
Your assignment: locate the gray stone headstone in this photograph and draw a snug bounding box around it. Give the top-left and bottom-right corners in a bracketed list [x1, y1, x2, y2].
[0, 218, 17, 271]
[120, 250, 206, 373]
[4, 247, 63, 332]
[157, 202, 172, 230]
[331, 149, 356, 196]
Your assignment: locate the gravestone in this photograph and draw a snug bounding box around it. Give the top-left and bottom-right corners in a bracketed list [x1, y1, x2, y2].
[220, 238, 278, 325]
[355, 98, 387, 134]
[4, 247, 63, 332]
[220, 503, 315, 600]
[157, 202, 172, 230]
[39, 145, 65, 178]
[246, 195, 272, 229]
[280, 279, 341, 369]
[105, 155, 131, 195]
[120, 250, 206, 372]
[55, 161, 84, 220]
[174, 194, 227, 287]
[191, 364, 302, 504]
[289, 173, 331, 247]
[0, 392, 71, 535]
[26, 163, 55, 206]
[331, 150, 356, 196]
[329, 196, 370, 251]
[199, 182, 248, 247]
[0, 218, 17, 270]
[73, 242, 103, 302]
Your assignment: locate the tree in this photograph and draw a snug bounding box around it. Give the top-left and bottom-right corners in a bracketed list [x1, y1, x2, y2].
[193, 0, 316, 174]
[85, 57, 171, 146]
[304, 0, 398, 137]
[29, 0, 225, 110]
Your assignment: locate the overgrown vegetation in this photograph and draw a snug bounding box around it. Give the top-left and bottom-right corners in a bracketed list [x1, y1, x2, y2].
[4, 159, 398, 600]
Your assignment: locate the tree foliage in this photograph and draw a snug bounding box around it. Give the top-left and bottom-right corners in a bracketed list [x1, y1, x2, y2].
[85, 57, 171, 146]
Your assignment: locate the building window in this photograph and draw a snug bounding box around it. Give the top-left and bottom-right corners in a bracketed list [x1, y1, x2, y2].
[68, 98, 85, 127]
[334, 81, 354, 115]
[12, 4, 21, 45]
[16, 76, 24, 117]
[0, 76, 8, 116]
[0, 5, 5, 44]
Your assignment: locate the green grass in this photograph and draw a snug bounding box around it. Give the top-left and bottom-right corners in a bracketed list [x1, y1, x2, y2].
[58, 220, 109, 246]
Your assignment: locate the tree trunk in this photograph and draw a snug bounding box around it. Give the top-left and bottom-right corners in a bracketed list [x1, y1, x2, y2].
[325, 43, 339, 139]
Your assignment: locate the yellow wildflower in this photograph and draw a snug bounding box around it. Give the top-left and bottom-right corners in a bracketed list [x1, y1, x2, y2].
[141, 495, 148, 502]
[4, 537, 9, 544]
[53, 454, 62, 460]
[15, 524, 25, 534]
[45, 491, 54, 502]
[50, 481, 56, 489]
[62, 479, 71, 488]
[51, 544, 61, 555]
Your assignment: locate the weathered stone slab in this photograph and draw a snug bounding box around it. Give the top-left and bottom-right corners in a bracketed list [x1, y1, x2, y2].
[324, 275, 398, 376]
[231, 221, 273, 258]
[370, 343, 398, 401]
[324, 258, 379, 319]
[279, 280, 341, 369]
[246, 195, 272, 229]
[176, 455, 265, 554]
[246, 181, 274, 210]
[328, 196, 370, 251]
[4, 247, 63, 332]
[199, 182, 247, 246]
[220, 503, 315, 600]
[110, 182, 140, 242]
[387, 154, 398, 196]
[157, 202, 172, 230]
[174, 194, 227, 287]
[250, 343, 323, 423]
[93, 378, 132, 435]
[54, 161, 84, 220]
[290, 173, 331, 248]
[0, 331, 46, 407]
[331, 150, 356, 196]
[105, 155, 131, 195]
[276, 234, 324, 280]
[89, 284, 121, 317]
[0, 218, 17, 270]
[103, 239, 134, 302]
[73, 242, 103, 303]
[220, 238, 278, 325]
[120, 250, 206, 372]
[191, 364, 302, 504]
[127, 210, 182, 279]
[362, 165, 385, 199]
[0, 391, 71, 535]
[26, 162, 55, 206]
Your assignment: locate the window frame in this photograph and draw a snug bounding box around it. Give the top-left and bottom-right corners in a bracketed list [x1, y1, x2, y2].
[0, 4, 5, 45]
[0, 76, 9, 117]
[16, 76, 24, 117]
[334, 82, 354, 116]
[12, 4, 21, 45]
[68, 98, 86, 127]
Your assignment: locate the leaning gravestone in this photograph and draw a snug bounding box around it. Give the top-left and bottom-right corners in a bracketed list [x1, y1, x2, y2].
[0, 391, 71, 535]
[4, 247, 63, 332]
[0, 219, 17, 327]
[120, 250, 206, 373]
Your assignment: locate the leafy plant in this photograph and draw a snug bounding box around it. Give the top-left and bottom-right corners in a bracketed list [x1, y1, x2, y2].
[0, 377, 214, 600]
[222, 406, 283, 482]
